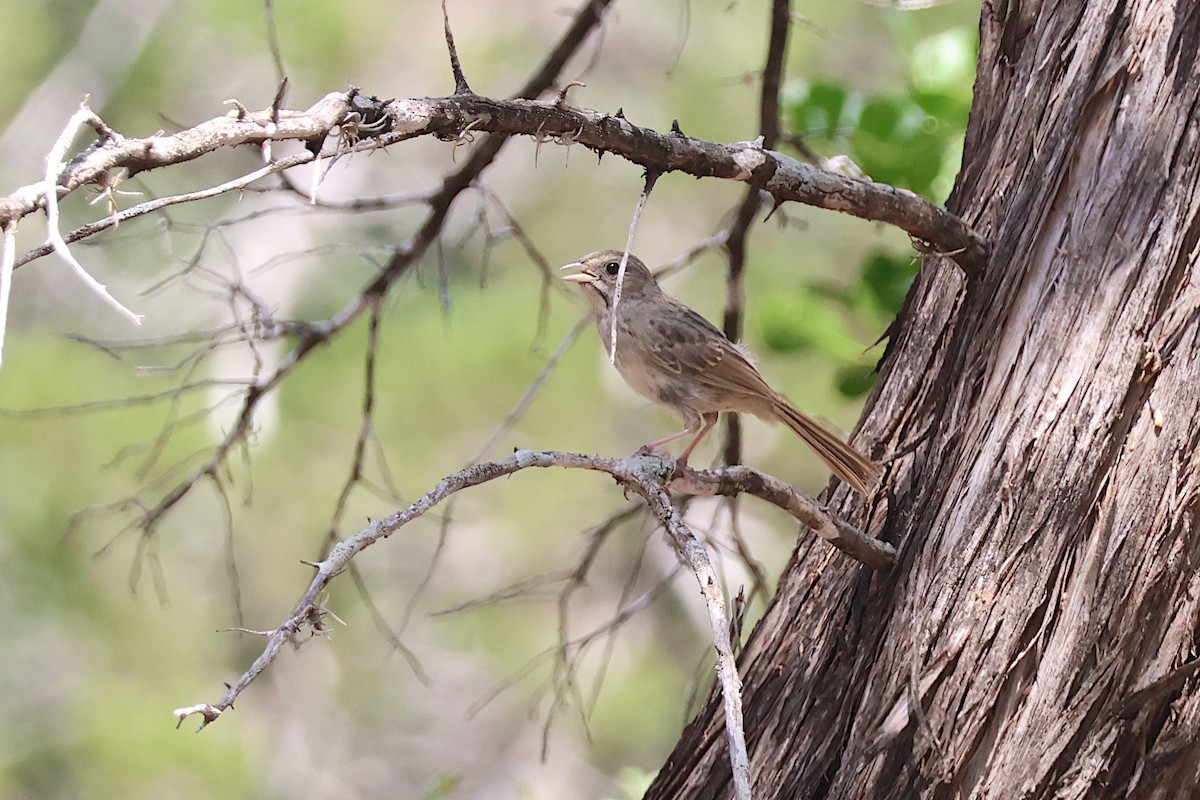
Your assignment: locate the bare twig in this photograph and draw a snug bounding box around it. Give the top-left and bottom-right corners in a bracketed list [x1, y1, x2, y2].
[542, 558, 682, 758]
[471, 315, 590, 461]
[608, 172, 659, 364]
[1, 91, 351, 235]
[44, 102, 143, 325]
[262, 1, 286, 87]
[314, 299, 427, 681]
[517, 0, 615, 100]
[209, 472, 245, 629]
[0, 223, 14, 366]
[455, 512, 674, 760]
[725, 502, 771, 605]
[0, 379, 253, 417]
[653, 231, 733, 279]
[638, 465, 751, 800]
[471, 185, 559, 342]
[17, 150, 322, 269]
[465, 557, 679, 726]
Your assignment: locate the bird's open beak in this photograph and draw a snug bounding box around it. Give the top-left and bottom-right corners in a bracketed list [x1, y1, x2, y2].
[559, 262, 596, 285]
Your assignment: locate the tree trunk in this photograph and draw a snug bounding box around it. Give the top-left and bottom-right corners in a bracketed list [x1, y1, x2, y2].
[648, 1, 1200, 798]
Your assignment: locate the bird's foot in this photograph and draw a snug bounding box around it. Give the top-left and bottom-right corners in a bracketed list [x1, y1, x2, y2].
[672, 455, 693, 479]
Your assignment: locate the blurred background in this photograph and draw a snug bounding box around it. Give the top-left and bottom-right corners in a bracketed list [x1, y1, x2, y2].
[0, 0, 976, 797]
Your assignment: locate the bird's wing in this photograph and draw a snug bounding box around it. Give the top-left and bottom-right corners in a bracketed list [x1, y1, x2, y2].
[637, 300, 775, 397]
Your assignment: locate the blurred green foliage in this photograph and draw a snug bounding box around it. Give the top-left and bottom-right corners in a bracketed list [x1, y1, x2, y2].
[786, 26, 975, 202]
[760, 248, 919, 396]
[763, 25, 975, 397]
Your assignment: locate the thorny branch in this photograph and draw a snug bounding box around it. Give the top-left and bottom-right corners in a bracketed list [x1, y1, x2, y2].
[1, 101, 985, 276]
[385, 94, 986, 268]
[315, 298, 428, 682]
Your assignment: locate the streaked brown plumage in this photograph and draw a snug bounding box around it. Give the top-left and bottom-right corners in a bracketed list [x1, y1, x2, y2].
[562, 250, 879, 495]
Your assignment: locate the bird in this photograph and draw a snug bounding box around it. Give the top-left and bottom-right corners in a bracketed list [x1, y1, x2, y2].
[561, 250, 879, 495]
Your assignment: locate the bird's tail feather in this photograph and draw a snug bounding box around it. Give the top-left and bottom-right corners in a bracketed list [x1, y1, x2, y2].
[772, 401, 879, 495]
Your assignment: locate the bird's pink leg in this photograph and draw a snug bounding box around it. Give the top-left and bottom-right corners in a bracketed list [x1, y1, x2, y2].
[673, 412, 719, 471]
[635, 424, 697, 455]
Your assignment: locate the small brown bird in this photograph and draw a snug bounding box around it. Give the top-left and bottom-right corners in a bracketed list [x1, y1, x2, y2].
[562, 250, 879, 494]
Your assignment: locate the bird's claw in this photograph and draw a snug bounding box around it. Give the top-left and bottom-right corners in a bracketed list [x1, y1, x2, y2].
[672, 456, 692, 479]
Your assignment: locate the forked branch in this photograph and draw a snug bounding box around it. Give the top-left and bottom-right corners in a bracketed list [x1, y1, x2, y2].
[174, 451, 888, 800]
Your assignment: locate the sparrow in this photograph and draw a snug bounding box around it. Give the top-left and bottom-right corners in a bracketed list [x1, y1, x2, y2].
[562, 250, 879, 494]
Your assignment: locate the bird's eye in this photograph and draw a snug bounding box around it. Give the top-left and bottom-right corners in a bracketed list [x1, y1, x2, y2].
[604, 261, 620, 276]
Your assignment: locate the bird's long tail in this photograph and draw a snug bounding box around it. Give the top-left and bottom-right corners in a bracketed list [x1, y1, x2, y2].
[772, 400, 879, 495]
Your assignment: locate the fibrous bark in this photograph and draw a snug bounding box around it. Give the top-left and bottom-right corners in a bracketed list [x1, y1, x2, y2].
[649, 1, 1200, 798]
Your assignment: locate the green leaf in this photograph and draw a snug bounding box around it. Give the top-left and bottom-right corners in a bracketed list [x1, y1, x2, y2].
[859, 250, 918, 314]
[900, 129, 948, 196]
[835, 363, 878, 398]
[786, 80, 851, 139]
[759, 288, 864, 361]
[910, 28, 978, 96]
[856, 97, 903, 141]
[911, 89, 970, 122]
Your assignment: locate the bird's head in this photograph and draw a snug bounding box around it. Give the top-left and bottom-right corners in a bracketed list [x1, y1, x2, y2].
[560, 250, 658, 312]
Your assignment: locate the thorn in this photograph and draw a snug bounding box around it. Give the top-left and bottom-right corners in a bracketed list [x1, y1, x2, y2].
[642, 171, 661, 195]
[556, 80, 586, 107]
[441, 0, 473, 95]
[270, 77, 289, 123]
[670, 119, 686, 137]
[223, 98, 250, 120]
[614, 107, 625, 119]
[763, 196, 784, 223]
